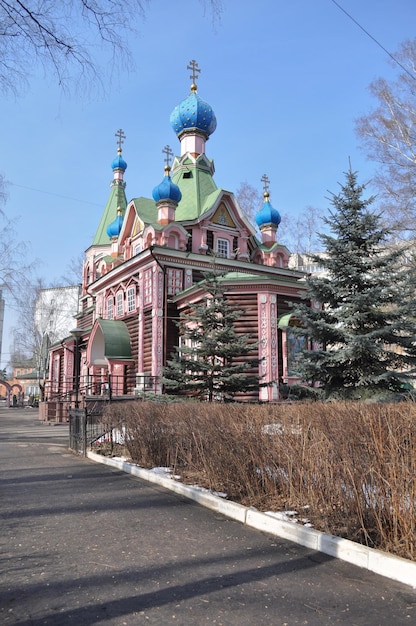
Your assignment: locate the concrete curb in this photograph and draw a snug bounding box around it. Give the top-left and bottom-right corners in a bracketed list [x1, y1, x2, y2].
[87, 451, 416, 588]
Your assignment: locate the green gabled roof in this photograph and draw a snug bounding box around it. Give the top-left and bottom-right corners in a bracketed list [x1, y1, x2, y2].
[172, 165, 220, 221]
[93, 182, 127, 246]
[131, 196, 158, 225]
[131, 174, 222, 227]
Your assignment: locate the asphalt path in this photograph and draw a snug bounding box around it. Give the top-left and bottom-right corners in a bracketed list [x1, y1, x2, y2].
[1, 407, 415, 625]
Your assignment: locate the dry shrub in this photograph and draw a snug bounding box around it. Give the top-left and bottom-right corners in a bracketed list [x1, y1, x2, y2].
[103, 399, 416, 561]
[106, 401, 180, 468]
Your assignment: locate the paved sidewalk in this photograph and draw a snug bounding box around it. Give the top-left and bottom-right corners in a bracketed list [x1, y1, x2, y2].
[1, 408, 415, 625]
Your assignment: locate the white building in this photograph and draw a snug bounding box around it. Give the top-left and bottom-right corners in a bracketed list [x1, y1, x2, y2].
[35, 285, 81, 386]
[35, 285, 81, 346]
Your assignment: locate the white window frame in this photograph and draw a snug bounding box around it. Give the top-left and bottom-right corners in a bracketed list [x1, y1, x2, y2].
[107, 297, 114, 320]
[216, 238, 229, 258]
[127, 286, 136, 312]
[144, 270, 152, 305]
[167, 268, 183, 296]
[116, 291, 124, 317]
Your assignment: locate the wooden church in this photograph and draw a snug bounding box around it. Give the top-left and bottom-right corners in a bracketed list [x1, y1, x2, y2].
[46, 61, 308, 412]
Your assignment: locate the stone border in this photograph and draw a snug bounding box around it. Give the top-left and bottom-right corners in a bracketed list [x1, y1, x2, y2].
[87, 451, 416, 588]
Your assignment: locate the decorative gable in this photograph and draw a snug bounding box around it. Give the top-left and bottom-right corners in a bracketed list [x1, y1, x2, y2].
[212, 202, 236, 228]
[132, 215, 145, 237]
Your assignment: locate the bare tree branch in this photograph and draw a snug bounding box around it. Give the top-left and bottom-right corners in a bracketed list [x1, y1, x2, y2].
[235, 180, 262, 226]
[0, 1, 223, 97]
[355, 37, 416, 236]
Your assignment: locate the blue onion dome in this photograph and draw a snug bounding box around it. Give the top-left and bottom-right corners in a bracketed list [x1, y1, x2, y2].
[170, 83, 217, 139]
[106, 207, 124, 238]
[255, 192, 282, 227]
[111, 147, 127, 171]
[152, 166, 182, 203]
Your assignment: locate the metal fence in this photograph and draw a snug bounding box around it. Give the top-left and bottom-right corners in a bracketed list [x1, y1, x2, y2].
[69, 408, 88, 455]
[68, 395, 141, 456]
[56, 373, 160, 454]
[68, 396, 113, 456]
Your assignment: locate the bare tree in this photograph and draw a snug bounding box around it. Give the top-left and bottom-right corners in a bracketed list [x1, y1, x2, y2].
[355, 37, 416, 237]
[0, 214, 33, 298]
[62, 253, 84, 286]
[12, 277, 80, 399]
[0, 186, 35, 369]
[0, 0, 149, 97]
[0, 173, 7, 206]
[235, 180, 263, 226]
[0, 1, 223, 97]
[235, 180, 324, 254]
[281, 205, 325, 255]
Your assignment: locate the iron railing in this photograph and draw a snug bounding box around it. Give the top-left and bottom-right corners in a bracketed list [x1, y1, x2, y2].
[46, 373, 159, 405]
[65, 374, 157, 455]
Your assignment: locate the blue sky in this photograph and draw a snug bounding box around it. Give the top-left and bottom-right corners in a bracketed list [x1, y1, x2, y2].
[1, 0, 415, 365]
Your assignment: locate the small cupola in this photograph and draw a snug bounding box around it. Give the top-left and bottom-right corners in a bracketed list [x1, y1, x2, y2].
[152, 151, 182, 225]
[106, 207, 124, 239]
[111, 129, 127, 184]
[152, 165, 182, 205]
[255, 175, 281, 247]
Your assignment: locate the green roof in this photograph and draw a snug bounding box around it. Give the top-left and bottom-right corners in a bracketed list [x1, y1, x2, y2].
[96, 319, 133, 360]
[131, 196, 158, 225]
[92, 182, 127, 246]
[278, 313, 302, 329]
[131, 173, 222, 227]
[172, 164, 220, 221]
[94, 157, 228, 238]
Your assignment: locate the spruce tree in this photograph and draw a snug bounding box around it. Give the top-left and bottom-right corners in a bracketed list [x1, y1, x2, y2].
[163, 273, 267, 401]
[292, 168, 416, 400]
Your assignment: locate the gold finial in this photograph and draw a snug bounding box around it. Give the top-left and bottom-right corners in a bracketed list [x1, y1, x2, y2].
[187, 59, 201, 91]
[164, 164, 171, 176]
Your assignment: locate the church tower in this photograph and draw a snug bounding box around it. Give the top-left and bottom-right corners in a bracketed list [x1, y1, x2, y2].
[83, 130, 128, 290]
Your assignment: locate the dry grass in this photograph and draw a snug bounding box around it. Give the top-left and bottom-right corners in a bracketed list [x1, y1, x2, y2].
[100, 400, 416, 561]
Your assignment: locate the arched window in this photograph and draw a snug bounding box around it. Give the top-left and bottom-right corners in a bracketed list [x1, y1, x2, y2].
[107, 297, 114, 320]
[116, 291, 124, 317]
[168, 233, 179, 249]
[127, 286, 136, 312]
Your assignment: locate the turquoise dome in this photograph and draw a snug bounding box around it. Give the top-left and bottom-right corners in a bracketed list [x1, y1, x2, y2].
[255, 193, 281, 228]
[106, 210, 123, 238]
[111, 149, 127, 171]
[170, 87, 217, 138]
[152, 167, 182, 204]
